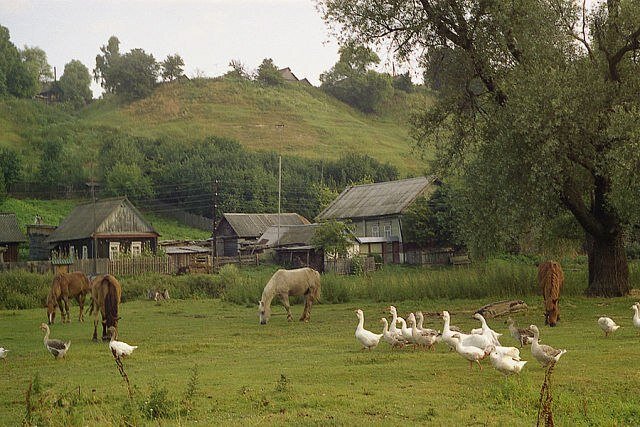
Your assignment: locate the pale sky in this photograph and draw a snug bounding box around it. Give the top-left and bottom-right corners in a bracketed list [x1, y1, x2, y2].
[1, 0, 368, 97]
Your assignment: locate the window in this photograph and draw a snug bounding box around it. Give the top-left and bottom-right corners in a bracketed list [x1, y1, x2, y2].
[69, 246, 75, 259]
[371, 225, 380, 237]
[384, 225, 392, 238]
[109, 242, 120, 260]
[82, 246, 88, 260]
[131, 241, 142, 257]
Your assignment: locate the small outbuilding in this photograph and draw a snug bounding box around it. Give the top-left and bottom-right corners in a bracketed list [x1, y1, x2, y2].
[46, 197, 159, 260]
[215, 213, 309, 256]
[0, 213, 27, 262]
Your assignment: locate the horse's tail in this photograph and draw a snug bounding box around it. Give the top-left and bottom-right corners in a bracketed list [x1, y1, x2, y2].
[310, 269, 321, 302]
[104, 276, 120, 329]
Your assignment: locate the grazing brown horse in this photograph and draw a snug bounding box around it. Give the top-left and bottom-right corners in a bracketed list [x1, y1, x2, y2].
[538, 261, 564, 327]
[89, 274, 122, 341]
[46, 271, 91, 324]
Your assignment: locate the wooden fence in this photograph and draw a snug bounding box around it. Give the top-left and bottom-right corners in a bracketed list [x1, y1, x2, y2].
[404, 249, 455, 266]
[324, 257, 376, 275]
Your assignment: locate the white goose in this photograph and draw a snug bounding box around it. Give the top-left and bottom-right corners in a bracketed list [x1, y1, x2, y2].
[0, 347, 8, 361]
[415, 311, 440, 336]
[442, 311, 471, 350]
[472, 313, 502, 344]
[381, 318, 407, 349]
[487, 346, 527, 376]
[398, 316, 417, 345]
[632, 303, 640, 334]
[355, 309, 382, 350]
[408, 315, 438, 350]
[597, 316, 620, 337]
[450, 333, 487, 370]
[40, 323, 70, 359]
[387, 306, 404, 339]
[108, 327, 138, 358]
[530, 325, 566, 367]
[507, 317, 535, 347]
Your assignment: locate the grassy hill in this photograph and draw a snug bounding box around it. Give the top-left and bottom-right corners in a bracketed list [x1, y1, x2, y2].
[0, 78, 433, 174]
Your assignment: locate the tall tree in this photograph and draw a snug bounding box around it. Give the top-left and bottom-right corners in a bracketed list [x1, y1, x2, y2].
[256, 58, 284, 86]
[320, 0, 640, 296]
[160, 54, 184, 81]
[93, 36, 121, 93]
[0, 25, 38, 97]
[59, 60, 92, 108]
[20, 45, 53, 86]
[320, 41, 392, 112]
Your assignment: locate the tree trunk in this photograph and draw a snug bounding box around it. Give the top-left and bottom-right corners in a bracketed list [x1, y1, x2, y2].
[586, 232, 629, 297]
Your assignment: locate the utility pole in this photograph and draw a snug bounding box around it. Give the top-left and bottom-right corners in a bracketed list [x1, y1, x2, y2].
[86, 180, 99, 275]
[275, 124, 284, 245]
[211, 180, 219, 272]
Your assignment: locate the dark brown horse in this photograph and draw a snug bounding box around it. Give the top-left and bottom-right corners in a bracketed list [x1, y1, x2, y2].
[46, 271, 91, 324]
[538, 261, 564, 327]
[89, 274, 122, 341]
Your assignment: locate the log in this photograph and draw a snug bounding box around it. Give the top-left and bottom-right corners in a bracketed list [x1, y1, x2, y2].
[475, 300, 528, 318]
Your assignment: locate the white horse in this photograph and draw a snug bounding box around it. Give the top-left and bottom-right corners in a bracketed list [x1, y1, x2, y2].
[258, 267, 321, 324]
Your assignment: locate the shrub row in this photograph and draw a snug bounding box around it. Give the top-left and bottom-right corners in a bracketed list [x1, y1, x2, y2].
[0, 260, 636, 311]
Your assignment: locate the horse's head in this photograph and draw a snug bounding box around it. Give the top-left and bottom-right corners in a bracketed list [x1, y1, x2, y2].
[544, 299, 560, 327]
[46, 295, 55, 324]
[258, 299, 270, 325]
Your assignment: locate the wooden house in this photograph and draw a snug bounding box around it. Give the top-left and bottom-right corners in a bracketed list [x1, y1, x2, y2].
[0, 213, 27, 262]
[316, 176, 440, 264]
[215, 213, 309, 256]
[45, 197, 159, 260]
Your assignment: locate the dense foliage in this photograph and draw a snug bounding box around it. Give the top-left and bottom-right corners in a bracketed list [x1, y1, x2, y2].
[0, 25, 39, 98]
[321, 0, 640, 296]
[320, 42, 393, 113]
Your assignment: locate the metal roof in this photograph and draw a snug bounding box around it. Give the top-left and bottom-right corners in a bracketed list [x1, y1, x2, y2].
[316, 176, 438, 220]
[46, 197, 158, 243]
[164, 245, 210, 255]
[0, 213, 26, 243]
[220, 213, 309, 238]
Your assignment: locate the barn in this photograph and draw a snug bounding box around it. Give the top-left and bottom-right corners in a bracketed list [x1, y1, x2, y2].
[45, 197, 159, 260]
[0, 213, 26, 262]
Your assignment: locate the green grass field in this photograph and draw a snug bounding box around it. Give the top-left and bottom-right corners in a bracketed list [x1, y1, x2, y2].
[2, 292, 639, 425]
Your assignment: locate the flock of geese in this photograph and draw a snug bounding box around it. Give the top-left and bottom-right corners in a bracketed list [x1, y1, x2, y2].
[0, 324, 137, 362]
[355, 302, 640, 375]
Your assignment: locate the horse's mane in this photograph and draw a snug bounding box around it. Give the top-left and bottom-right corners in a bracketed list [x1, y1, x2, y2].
[539, 261, 564, 308]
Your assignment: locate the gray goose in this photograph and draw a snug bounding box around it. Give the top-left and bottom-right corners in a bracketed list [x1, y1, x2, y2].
[529, 325, 566, 367]
[40, 323, 71, 359]
[507, 317, 535, 347]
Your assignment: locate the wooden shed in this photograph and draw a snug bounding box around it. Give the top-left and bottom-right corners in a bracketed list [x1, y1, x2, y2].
[0, 213, 27, 262]
[215, 213, 309, 256]
[45, 197, 159, 260]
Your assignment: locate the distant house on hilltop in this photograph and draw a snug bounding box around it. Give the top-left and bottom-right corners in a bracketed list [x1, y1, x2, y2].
[0, 213, 26, 262]
[215, 213, 309, 256]
[316, 176, 440, 264]
[278, 67, 314, 87]
[46, 197, 159, 260]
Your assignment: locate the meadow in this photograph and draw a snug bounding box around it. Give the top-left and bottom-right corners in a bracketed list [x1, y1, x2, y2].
[2, 264, 640, 425]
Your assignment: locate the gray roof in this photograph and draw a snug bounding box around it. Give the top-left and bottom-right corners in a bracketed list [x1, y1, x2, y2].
[316, 176, 438, 220]
[164, 245, 210, 255]
[259, 224, 321, 247]
[220, 213, 309, 238]
[0, 213, 26, 243]
[46, 197, 158, 243]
